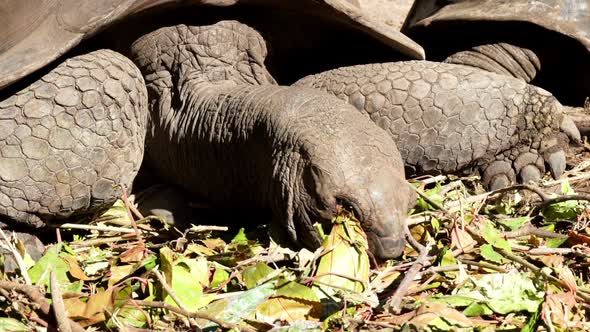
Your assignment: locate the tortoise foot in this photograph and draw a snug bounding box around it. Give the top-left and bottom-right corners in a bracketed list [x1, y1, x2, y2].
[482, 146, 568, 190]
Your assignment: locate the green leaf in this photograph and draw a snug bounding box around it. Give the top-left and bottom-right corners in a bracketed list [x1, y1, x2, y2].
[482, 220, 512, 251]
[28, 245, 72, 292]
[497, 216, 530, 231]
[210, 267, 230, 289]
[200, 281, 276, 326]
[435, 246, 458, 278]
[0, 318, 29, 331]
[541, 180, 584, 222]
[430, 295, 478, 307]
[159, 246, 175, 283]
[521, 304, 542, 332]
[430, 216, 441, 234]
[480, 244, 504, 264]
[108, 286, 148, 329]
[313, 213, 370, 297]
[109, 265, 135, 287]
[463, 302, 494, 316]
[81, 247, 109, 276]
[415, 184, 444, 212]
[243, 262, 275, 289]
[94, 199, 132, 225]
[456, 273, 544, 315]
[109, 306, 148, 329]
[275, 280, 319, 303]
[163, 260, 214, 311]
[231, 228, 248, 245]
[546, 237, 568, 248]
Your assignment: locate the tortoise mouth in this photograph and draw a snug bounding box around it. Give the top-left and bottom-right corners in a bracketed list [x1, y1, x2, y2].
[367, 231, 406, 259]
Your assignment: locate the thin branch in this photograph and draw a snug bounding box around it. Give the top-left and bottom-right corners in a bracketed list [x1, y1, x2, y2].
[152, 270, 188, 311]
[503, 224, 568, 239]
[525, 248, 574, 255]
[0, 280, 86, 332]
[387, 247, 431, 314]
[537, 194, 590, 208]
[121, 185, 145, 243]
[188, 225, 229, 232]
[457, 259, 508, 273]
[404, 223, 427, 254]
[59, 223, 157, 236]
[488, 183, 551, 201]
[50, 270, 71, 332]
[68, 235, 137, 247]
[386, 235, 432, 314]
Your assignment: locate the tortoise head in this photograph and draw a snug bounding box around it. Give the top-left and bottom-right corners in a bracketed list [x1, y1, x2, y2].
[291, 118, 414, 259]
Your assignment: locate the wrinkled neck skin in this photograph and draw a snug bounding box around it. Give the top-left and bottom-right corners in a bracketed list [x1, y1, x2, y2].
[131, 21, 413, 258]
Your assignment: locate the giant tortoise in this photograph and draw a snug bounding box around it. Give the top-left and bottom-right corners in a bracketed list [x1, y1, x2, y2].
[0, 0, 427, 259]
[0, 0, 581, 260]
[402, 0, 590, 108]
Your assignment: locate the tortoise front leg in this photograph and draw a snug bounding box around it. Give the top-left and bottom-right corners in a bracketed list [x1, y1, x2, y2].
[0, 50, 147, 227]
[295, 60, 580, 189]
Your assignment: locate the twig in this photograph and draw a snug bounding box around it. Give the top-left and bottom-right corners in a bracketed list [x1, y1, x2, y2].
[68, 235, 137, 247]
[0, 229, 32, 284]
[50, 270, 71, 332]
[0, 280, 86, 332]
[59, 223, 157, 236]
[537, 194, 590, 207]
[189, 225, 229, 232]
[488, 184, 551, 201]
[424, 259, 507, 274]
[411, 175, 448, 185]
[386, 245, 430, 314]
[525, 248, 574, 255]
[386, 227, 432, 314]
[131, 300, 255, 332]
[29, 316, 49, 328]
[152, 270, 188, 311]
[423, 264, 464, 274]
[503, 224, 568, 239]
[360, 320, 399, 329]
[152, 269, 201, 329]
[121, 185, 144, 243]
[457, 259, 508, 273]
[404, 224, 427, 254]
[489, 183, 590, 209]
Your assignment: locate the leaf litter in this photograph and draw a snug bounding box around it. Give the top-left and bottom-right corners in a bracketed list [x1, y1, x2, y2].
[2, 163, 590, 331]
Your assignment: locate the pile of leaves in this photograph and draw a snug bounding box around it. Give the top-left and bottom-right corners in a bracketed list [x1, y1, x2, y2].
[2, 164, 590, 331]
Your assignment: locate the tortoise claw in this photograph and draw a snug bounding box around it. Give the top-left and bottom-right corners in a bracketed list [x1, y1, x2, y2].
[561, 115, 581, 143]
[482, 160, 516, 190]
[489, 175, 512, 191]
[519, 164, 542, 184]
[546, 150, 566, 179]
